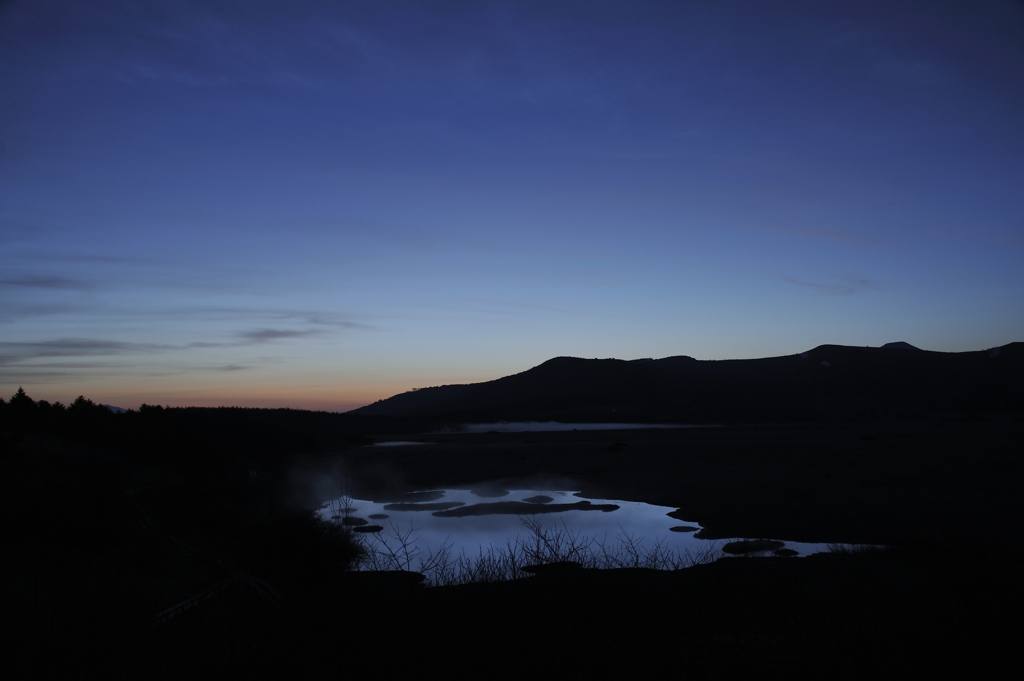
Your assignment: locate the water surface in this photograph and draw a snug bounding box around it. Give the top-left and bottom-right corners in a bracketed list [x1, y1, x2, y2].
[321, 488, 834, 580]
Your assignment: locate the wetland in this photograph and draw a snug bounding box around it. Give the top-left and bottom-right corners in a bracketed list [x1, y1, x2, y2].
[4, 379, 1023, 677]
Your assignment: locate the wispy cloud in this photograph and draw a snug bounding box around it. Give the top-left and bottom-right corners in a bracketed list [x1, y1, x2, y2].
[4, 361, 128, 370]
[0, 368, 102, 384]
[236, 328, 324, 343]
[0, 324, 342, 367]
[304, 316, 371, 329]
[215, 364, 249, 371]
[33, 254, 152, 265]
[0, 338, 172, 365]
[0, 300, 80, 322]
[0, 275, 92, 290]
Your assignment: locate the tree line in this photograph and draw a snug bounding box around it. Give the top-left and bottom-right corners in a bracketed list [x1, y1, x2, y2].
[0, 387, 415, 482]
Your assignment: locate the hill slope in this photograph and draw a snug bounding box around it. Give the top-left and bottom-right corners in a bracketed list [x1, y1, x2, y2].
[352, 343, 1024, 423]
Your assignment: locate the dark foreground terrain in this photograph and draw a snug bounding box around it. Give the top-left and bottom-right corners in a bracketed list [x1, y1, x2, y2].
[3, 396, 1022, 676]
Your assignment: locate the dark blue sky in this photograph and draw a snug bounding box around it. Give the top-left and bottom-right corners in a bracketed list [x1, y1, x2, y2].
[2, 1, 1023, 409]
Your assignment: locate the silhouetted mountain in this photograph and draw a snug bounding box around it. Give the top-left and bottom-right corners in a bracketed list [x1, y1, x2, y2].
[351, 383, 473, 415]
[881, 341, 921, 350]
[353, 343, 1024, 423]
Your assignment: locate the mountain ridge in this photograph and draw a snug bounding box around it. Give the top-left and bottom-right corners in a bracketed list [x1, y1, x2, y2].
[352, 343, 1024, 423]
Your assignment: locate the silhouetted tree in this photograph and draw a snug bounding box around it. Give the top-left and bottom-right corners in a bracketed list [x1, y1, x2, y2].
[10, 387, 36, 411]
[69, 395, 96, 412]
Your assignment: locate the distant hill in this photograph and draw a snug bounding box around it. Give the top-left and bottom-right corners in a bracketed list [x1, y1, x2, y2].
[352, 343, 1024, 423]
[881, 341, 921, 350]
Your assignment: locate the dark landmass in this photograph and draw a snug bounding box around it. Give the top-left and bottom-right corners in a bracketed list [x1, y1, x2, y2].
[722, 539, 786, 554]
[2, 340, 1022, 676]
[432, 500, 620, 517]
[520, 561, 582, 574]
[881, 341, 920, 350]
[354, 342, 1024, 424]
[382, 501, 465, 512]
[470, 486, 510, 497]
[370, 490, 446, 503]
[523, 495, 554, 504]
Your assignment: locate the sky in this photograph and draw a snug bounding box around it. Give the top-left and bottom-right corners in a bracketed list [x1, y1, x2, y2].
[2, 1, 1023, 411]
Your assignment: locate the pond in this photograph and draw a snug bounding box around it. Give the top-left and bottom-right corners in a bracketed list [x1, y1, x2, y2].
[319, 488, 836, 585]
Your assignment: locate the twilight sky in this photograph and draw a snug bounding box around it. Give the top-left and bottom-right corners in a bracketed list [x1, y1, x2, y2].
[2, 1, 1023, 411]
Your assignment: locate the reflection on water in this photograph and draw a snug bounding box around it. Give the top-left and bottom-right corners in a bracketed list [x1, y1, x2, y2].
[319, 489, 835, 584]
